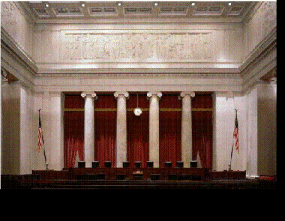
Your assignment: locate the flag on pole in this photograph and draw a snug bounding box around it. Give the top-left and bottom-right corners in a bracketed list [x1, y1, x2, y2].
[233, 109, 239, 153]
[38, 110, 44, 151]
[38, 109, 48, 169]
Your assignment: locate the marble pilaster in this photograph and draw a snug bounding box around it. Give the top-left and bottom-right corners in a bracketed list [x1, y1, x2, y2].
[114, 91, 129, 168]
[81, 91, 97, 168]
[147, 91, 162, 168]
[180, 91, 195, 168]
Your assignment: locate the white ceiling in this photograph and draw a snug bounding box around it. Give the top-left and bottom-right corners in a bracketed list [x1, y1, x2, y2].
[23, 1, 256, 23]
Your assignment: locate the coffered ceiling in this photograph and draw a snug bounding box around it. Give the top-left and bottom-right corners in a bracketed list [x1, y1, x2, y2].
[22, 1, 257, 23]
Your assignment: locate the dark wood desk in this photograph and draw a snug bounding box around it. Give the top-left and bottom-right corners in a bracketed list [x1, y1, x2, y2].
[33, 167, 210, 181]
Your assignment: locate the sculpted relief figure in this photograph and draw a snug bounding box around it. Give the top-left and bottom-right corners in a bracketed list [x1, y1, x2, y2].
[62, 32, 213, 62]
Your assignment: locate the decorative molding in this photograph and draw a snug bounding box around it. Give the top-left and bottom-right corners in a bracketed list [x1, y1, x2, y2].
[36, 64, 241, 75]
[241, 27, 277, 92]
[114, 91, 130, 99]
[81, 91, 97, 99]
[179, 91, 195, 99]
[147, 91, 162, 100]
[36, 72, 241, 79]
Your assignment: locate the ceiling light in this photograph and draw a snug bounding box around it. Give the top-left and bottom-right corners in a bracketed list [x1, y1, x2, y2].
[191, 2, 195, 6]
[118, 3, 122, 6]
[228, 3, 232, 6]
[82, 3, 85, 7]
[45, 3, 49, 8]
[154, 3, 158, 6]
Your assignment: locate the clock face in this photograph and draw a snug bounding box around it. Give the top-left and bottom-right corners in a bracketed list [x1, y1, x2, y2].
[134, 108, 142, 116]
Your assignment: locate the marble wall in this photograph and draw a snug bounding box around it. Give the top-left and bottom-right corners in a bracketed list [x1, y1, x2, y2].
[0, 1, 277, 176]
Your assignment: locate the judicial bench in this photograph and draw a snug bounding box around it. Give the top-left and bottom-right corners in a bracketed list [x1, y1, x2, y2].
[32, 167, 210, 181]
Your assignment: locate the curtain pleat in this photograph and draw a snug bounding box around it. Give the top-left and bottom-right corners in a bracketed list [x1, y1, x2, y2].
[95, 95, 117, 168]
[192, 93, 213, 170]
[159, 94, 182, 168]
[127, 94, 149, 168]
[64, 95, 84, 169]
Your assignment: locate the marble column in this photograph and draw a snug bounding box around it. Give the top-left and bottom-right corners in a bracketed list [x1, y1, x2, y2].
[179, 91, 195, 168]
[147, 91, 162, 168]
[114, 91, 129, 168]
[81, 92, 97, 168]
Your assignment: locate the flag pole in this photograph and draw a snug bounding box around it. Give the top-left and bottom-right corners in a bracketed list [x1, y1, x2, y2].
[228, 109, 238, 171]
[38, 109, 48, 170]
[228, 142, 234, 171]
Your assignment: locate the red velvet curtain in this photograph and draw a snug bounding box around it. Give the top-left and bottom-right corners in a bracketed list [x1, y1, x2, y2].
[159, 94, 182, 168]
[63, 92, 213, 170]
[64, 95, 84, 169]
[95, 95, 117, 168]
[127, 94, 149, 168]
[192, 93, 213, 170]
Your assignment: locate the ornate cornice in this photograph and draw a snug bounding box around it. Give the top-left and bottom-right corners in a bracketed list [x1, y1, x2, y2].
[1, 28, 37, 75]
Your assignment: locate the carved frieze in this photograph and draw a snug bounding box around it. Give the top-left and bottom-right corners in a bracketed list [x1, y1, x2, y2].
[261, 1, 276, 38]
[61, 31, 213, 62]
[1, 1, 18, 37]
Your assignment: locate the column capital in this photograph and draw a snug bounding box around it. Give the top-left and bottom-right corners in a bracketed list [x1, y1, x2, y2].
[114, 91, 129, 99]
[179, 91, 195, 100]
[147, 91, 162, 100]
[81, 91, 98, 99]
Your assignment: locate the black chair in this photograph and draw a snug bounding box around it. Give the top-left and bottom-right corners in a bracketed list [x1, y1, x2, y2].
[123, 161, 130, 168]
[165, 162, 172, 168]
[147, 161, 153, 168]
[78, 161, 85, 168]
[176, 161, 184, 168]
[190, 161, 197, 168]
[135, 161, 141, 168]
[104, 161, 112, 168]
[92, 161, 99, 168]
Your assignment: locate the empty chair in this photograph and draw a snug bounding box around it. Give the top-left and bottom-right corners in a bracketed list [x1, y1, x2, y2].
[190, 160, 197, 168]
[123, 161, 130, 168]
[104, 161, 112, 168]
[176, 161, 184, 168]
[135, 161, 141, 168]
[78, 161, 85, 168]
[147, 161, 153, 168]
[165, 162, 172, 168]
[92, 161, 99, 168]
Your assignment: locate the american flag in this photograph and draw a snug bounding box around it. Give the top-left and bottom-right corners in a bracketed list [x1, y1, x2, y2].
[38, 110, 44, 151]
[233, 109, 239, 153]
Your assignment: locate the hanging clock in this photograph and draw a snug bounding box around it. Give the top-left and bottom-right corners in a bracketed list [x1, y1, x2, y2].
[134, 93, 142, 116]
[134, 107, 142, 116]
